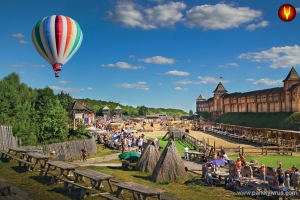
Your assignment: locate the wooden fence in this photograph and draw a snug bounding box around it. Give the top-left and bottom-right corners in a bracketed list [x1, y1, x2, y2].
[0, 125, 97, 160]
[0, 126, 21, 150]
[182, 131, 293, 156]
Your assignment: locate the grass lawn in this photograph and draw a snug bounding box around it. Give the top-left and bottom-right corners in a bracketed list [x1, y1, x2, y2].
[228, 154, 300, 169]
[0, 159, 254, 200]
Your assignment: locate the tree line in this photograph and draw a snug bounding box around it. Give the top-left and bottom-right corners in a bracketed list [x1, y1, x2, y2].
[0, 73, 190, 146]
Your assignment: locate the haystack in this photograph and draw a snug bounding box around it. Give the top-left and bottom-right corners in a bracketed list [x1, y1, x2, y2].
[135, 139, 161, 173]
[151, 140, 188, 183]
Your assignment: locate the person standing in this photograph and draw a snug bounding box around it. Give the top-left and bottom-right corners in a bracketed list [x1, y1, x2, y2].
[184, 146, 189, 161]
[259, 164, 266, 183]
[291, 169, 300, 189]
[81, 146, 87, 162]
[277, 163, 285, 186]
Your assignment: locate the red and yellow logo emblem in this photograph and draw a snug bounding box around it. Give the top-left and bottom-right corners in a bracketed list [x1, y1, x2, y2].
[278, 4, 296, 22]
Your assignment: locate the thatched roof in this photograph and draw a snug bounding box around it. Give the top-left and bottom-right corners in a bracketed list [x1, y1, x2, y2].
[67, 101, 87, 111]
[135, 140, 161, 173]
[151, 140, 188, 183]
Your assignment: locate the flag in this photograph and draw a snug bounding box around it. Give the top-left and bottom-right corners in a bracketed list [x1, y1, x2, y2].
[220, 76, 223, 79]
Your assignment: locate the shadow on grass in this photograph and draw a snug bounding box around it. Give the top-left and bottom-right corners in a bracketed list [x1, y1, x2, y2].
[132, 175, 152, 181]
[47, 187, 82, 200]
[29, 175, 54, 185]
[185, 177, 206, 186]
[10, 166, 29, 173]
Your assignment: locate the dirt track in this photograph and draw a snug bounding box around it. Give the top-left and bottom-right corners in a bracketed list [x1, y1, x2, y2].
[142, 129, 258, 152]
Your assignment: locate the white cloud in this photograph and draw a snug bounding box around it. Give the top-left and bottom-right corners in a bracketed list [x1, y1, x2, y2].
[296, 7, 300, 12]
[12, 33, 25, 38]
[49, 86, 84, 92]
[175, 87, 182, 90]
[197, 76, 230, 84]
[246, 20, 269, 31]
[172, 79, 200, 84]
[219, 62, 239, 68]
[19, 71, 25, 74]
[87, 87, 93, 90]
[165, 70, 189, 76]
[158, 83, 162, 86]
[185, 4, 262, 30]
[59, 80, 73, 84]
[129, 54, 135, 58]
[246, 78, 255, 81]
[253, 78, 282, 85]
[19, 39, 29, 44]
[102, 62, 145, 69]
[139, 56, 176, 64]
[106, 1, 186, 29]
[32, 64, 45, 68]
[149, 0, 164, 3]
[6, 63, 24, 67]
[257, 66, 261, 69]
[238, 45, 300, 69]
[227, 62, 239, 66]
[116, 82, 149, 90]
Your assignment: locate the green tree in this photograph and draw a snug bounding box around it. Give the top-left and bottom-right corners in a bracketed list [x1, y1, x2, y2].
[189, 110, 193, 116]
[35, 87, 69, 144]
[137, 105, 148, 116]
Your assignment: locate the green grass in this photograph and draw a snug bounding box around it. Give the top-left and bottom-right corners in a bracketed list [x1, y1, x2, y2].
[229, 154, 300, 169]
[147, 136, 196, 157]
[0, 159, 255, 200]
[214, 112, 296, 130]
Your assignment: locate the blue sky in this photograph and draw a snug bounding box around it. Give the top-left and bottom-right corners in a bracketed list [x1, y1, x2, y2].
[1, 0, 300, 113]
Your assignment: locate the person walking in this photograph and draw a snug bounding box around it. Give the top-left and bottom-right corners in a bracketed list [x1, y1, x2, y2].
[184, 146, 189, 161]
[81, 146, 87, 162]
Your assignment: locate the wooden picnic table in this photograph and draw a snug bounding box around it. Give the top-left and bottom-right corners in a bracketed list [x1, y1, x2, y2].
[0, 181, 13, 196]
[113, 182, 166, 200]
[7, 147, 38, 159]
[73, 169, 114, 196]
[44, 161, 77, 178]
[25, 152, 50, 171]
[188, 152, 203, 161]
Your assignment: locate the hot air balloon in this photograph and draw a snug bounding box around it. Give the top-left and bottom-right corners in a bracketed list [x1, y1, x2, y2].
[31, 15, 83, 77]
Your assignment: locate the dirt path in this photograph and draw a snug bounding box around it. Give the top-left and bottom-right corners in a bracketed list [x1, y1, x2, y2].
[141, 129, 258, 152]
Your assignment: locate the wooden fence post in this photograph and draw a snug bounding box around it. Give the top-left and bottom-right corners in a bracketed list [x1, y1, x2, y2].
[242, 147, 244, 155]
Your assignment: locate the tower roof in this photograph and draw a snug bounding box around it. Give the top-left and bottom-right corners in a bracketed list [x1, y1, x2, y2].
[213, 82, 228, 93]
[196, 94, 206, 100]
[115, 105, 122, 110]
[283, 67, 300, 81]
[102, 106, 109, 110]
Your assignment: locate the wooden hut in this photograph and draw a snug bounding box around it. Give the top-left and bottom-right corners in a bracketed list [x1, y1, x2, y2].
[135, 139, 161, 173]
[151, 140, 188, 183]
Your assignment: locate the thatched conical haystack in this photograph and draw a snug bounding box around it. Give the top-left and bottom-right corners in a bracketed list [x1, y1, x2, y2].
[151, 140, 188, 183]
[135, 139, 161, 173]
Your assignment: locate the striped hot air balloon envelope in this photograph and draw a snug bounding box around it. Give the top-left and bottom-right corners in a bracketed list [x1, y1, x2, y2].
[31, 15, 83, 77]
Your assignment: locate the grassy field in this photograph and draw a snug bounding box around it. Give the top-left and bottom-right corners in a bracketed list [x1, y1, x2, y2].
[228, 154, 300, 169]
[0, 159, 255, 200]
[1, 139, 299, 200]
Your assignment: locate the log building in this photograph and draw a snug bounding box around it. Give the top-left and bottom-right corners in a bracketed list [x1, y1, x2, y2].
[196, 67, 300, 118]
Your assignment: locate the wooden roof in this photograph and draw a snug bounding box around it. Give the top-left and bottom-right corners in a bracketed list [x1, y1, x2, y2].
[283, 67, 300, 81]
[196, 94, 206, 100]
[213, 82, 228, 93]
[67, 101, 88, 111]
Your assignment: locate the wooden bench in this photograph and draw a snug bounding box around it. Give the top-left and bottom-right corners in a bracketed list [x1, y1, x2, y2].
[15, 158, 34, 171]
[97, 193, 122, 200]
[60, 178, 91, 200]
[38, 169, 61, 184]
[1, 151, 15, 162]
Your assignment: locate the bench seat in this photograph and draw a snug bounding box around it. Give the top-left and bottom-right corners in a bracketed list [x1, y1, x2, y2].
[15, 158, 34, 171]
[97, 193, 122, 200]
[1, 151, 15, 162]
[39, 169, 60, 184]
[60, 178, 91, 200]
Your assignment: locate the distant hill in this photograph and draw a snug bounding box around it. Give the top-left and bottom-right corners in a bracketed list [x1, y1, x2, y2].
[214, 112, 300, 131]
[75, 98, 189, 117]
